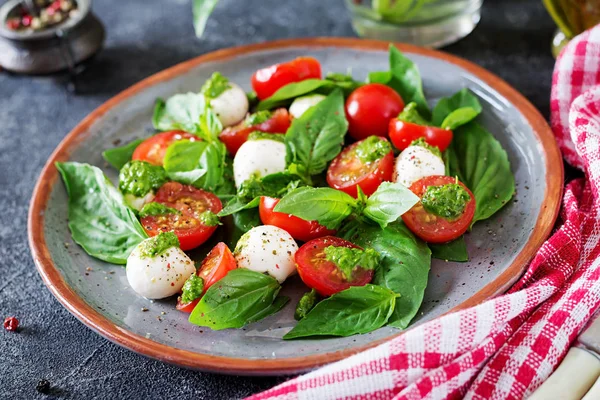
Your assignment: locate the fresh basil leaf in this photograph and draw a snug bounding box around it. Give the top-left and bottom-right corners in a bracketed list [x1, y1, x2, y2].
[429, 236, 468, 262]
[447, 122, 514, 225]
[369, 46, 430, 117]
[218, 196, 261, 217]
[102, 139, 143, 170]
[363, 182, 419, 228]
[440, 107, 480, 130]
[192, 0, 219, 38]
[284, 89, 348, 178]
[238, 172, 302, 201]
[324, 72, 363, 96]
[163, 140, 226, 191]
[213, 158, 236, 202]
[283, 285, 397, 339]
[257, 79, 330, 111]
[247, 296, 290, 324]
[432, 88, 482, 127]
[274, 187, 357, 230]
[340, 221, 430, 329]
[189, 269, 282, 330]
[198, 104, 224, 141]
[396, 102, 430, 126]
[56, 162, 148, 265]
[152, 92, 206, 134]
[232, 208, 261, 233]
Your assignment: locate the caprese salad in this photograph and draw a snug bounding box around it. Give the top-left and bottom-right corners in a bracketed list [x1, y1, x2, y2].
[57, 45, 514, 339]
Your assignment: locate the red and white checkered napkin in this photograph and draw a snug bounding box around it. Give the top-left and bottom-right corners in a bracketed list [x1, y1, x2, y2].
[248, 24, 600, 400]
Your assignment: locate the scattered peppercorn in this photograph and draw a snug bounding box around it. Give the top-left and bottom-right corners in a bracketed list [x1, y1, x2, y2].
[36, 379, 51, 394]
[3, 316, 19, 331]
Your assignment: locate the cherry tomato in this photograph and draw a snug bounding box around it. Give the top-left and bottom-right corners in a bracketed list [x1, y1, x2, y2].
[345, 84, 405, 140]
[326, 137, 394, 197]
[258, 196, 336, 242]
[251, 57, 322, 100]
[141, 182, 222, 251]
[402, 176, 475, 243]
[219, 108, 291, 155]
[176, 242, 236, 312]
[295, 236, 374, 296]
[389, 119, 453, 152]
[132, 131, 199, 166]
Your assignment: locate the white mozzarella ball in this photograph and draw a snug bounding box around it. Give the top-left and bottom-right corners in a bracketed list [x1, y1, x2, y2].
[124, 191, 155, 212]
[234, 225, 298, 283]
[289, 94, 326, 119]
[393, 145, 445, 187]
[233, 139, 287, 188]
[126, 240, 196, 299]
[210, 82, 249, 127]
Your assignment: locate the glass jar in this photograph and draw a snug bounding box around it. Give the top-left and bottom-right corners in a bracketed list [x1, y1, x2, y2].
[544, 0, 600, 57]
[345, 0, 483, 48]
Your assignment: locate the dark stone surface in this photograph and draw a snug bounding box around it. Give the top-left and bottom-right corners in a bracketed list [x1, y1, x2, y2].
[0, 0, 560, 399]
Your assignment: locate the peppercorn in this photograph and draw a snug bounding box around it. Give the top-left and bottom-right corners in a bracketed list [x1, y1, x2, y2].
[3, 316, 19, 331]
[36, 379, 51, 394]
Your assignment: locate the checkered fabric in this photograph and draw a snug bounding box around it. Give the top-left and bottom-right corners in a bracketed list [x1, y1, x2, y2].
[249, 24, 600, 400]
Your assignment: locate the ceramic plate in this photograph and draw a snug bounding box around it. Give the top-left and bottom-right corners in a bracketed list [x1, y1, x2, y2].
[28, 38, 563, 375]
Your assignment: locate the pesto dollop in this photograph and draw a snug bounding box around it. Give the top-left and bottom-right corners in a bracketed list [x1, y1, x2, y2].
[139, 202, 181, 219]
[245, 110, 272, 126]
[180, 274, 204, 304]
[397, 102, 430, 126]
[118, 160, 167, 197]
[324, 246, 380, 280]
[199, 210, 220, 227]
[201, 72, 231, 100]
[421, 183, 471, 220]
[138, 231, 180, 259]
[247, 131, 285, 143]
[354, 136, 392, 164]
[410, 137, 442, 158]
[294, 289, 319, 320]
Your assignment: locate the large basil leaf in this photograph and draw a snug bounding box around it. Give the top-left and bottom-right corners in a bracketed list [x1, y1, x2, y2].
[429, 236, 468, 262]
[152, 92, 206, 134]
[274, 187, 357, 230]
[284, 89, 348, 178]
[163, 140, 226, 191]
[188, 269, 285, 330]
[363, 182, 419, 228]
[56, 162, 148, 265]
[218, 196, 261, 217]
[283, 285, 397, 339]
[431, 88, 482, 127]
[102, 139, 143, 170]
[340, 221, 431, 329]
[447, 122, 514, 225]
[232, 208, 261, 233]
[369, 45, 430, 117]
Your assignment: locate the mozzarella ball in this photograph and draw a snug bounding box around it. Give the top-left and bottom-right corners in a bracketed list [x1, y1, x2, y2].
[124, 191, 155, 212]
[210, 82, 249, 127]
[233, 139, 287, 188]
[126, 240, 195, 299]
[234, 225, 298, 283]
[393, 145, 445, 187]
[289, 94, 326, 119]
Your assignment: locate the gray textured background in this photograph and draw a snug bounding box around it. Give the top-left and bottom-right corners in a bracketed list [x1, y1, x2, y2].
[0, 0, 560, 399]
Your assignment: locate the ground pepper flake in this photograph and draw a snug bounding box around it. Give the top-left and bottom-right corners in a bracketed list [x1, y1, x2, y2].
[3, 316, 19, 331]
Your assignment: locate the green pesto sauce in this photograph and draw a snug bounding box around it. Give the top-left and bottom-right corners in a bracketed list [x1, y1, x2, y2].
[294, 289, 319, 320]
[199, 210, 221, 227]
[324, 246, 380, 281]
[421, 183, 471, 220]
[410, 137, 442, 158]
[247, 131, 285, 143]
[397, 102, 430, 126]
[118, 160, 167, 197]
[245, 110, 272, 126]
[138, 231, 180, 259]
[354, 136, 392, 164]
[180, 274, 204, 304]
[139, 202, 181, 219]
[201, 72, 231, 100]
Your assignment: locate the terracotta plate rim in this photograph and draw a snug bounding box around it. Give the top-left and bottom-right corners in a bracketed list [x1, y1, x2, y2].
[27, 37, 564, 375]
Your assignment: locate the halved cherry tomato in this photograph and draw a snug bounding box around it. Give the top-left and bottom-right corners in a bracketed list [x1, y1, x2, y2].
[389, 119, 453, 152]
[258, 196, 336, 242]
[402, 176, 475, 243]
[176, 242, 237, 312]
[326, 137, 394, 197]
[219, 108, 291, 155]
[295, 236, 374, 296]
[345, 83, 405, 140]
[141, 182, 222, 251]
[132, 131, 199, 166]
[251, 57, 322, 100]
